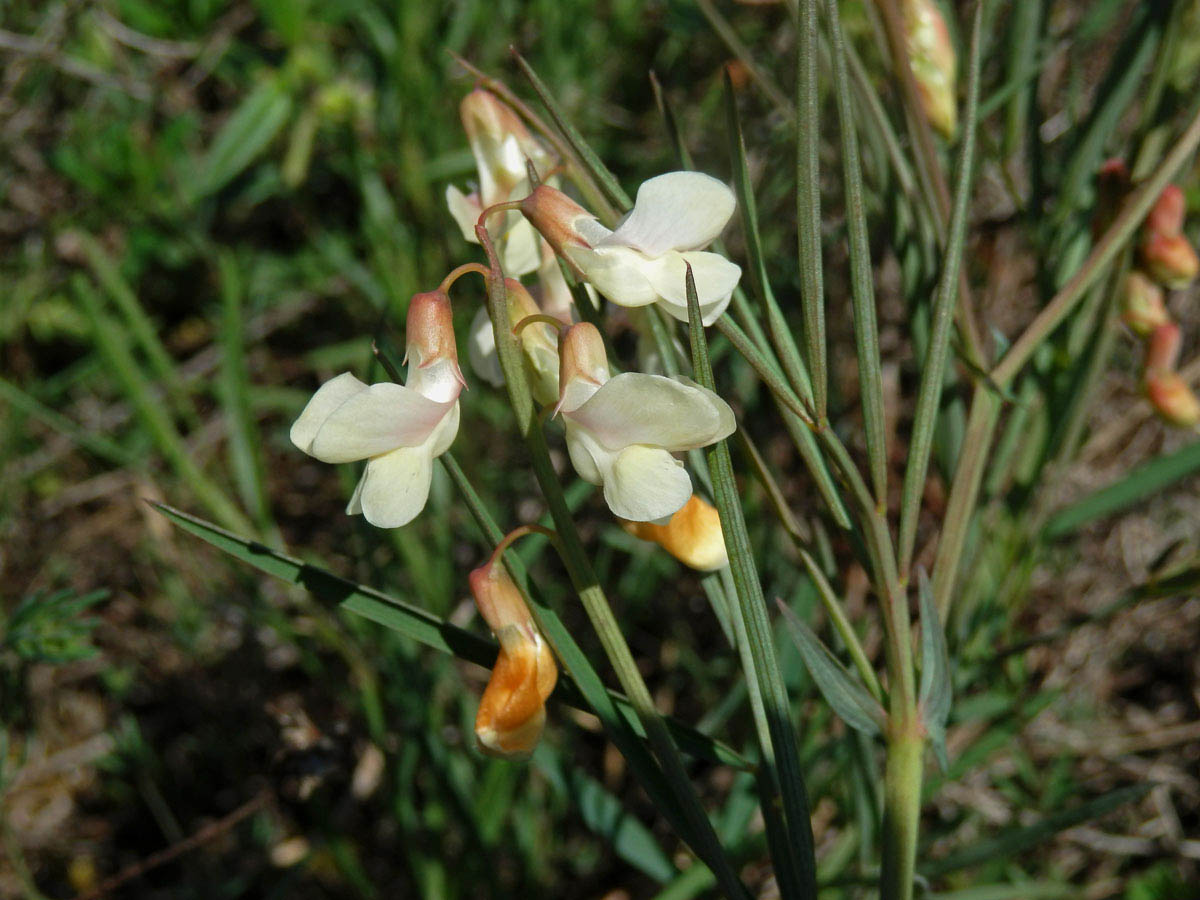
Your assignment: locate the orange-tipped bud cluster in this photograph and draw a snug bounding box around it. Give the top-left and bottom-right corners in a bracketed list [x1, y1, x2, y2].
[1139, 184, 1199, 289]
[621, 494, 729, 572]
[1143, 323, 1200, 429]
[469, 558, 557, 759]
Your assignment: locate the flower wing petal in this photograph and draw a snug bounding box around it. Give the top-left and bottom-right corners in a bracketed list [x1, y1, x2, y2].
[309, 382, 451, 463]
[356, 444, 434, 528]
[566, 245, 659, 308]
[291, 373, 368, 456]
[446, 185, 482, 244]
[603, 445, 693, 522]
[569, 372, 735, 451]
[645, 250, 741, 325]
[596, 172, 736, 254]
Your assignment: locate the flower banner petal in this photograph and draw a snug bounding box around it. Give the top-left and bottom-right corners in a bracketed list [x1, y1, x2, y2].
[596, 172, 736, 255]
[309, 382, 451, 463]
[569, 372, 736, 451]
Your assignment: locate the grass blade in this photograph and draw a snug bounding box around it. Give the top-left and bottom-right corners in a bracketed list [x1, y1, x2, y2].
[916, 569, 952, 770]
[0, 376, 135, 468]
[191, 75, 293, 201]
[897, 1, 983, 579]
[75, 277, 252, 534]
[1043, 439, 1200, 539]
[826, 0, 888, 505]
[687, 265, 818, 900]
[795, 0, 827, 420]
[511, 51, 631, 216]
[921, 784, 1152, 880]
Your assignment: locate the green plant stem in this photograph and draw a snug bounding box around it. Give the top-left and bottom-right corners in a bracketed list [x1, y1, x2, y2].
[931, 102, 1200, 617]
[880, 724, 925, 900]
[897, 1, 983, 579]
[477, 230, 748, 900]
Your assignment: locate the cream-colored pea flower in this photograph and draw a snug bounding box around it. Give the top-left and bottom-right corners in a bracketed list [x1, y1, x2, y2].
[521, 172, 741, 326]
[290, 291, 464, 528]
[555, 323, 735, 522]
[446, 89, 554, 276]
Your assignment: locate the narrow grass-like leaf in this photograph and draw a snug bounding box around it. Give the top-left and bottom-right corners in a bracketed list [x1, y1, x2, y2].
[795, 0, 827, 419]
[916, 568, 952, 770]
[695, 0, 791, 115]
[921, 784, 1153, 879]
[826, 0, 888, 504]
[897, 2, 983, 578]
[216, 252, 273, 533]
[686, 265, 818, 900]
[777, 600, 885, 736]
[76, 278, 252, 534]
[192, 76, 293, 201]
[511, 51, 631, 215]
[649, 71, 694, 171]
[1044, 439, 1200, 539]
[75, 231, 198, 427]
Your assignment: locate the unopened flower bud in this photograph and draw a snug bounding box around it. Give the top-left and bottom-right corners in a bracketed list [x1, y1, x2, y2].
[1145, 371, 1200, 428]
[622, 494, 728, 572]
[506, 278, 561, 405]
[469, 559, 557, 759]
[1145, 322, 1183, 374]
[460, 89, 552, 204]
[904, 0, 957, 139]
[1147, 184, 1187, 238]
[1121, 271, 1170, 337]
[556, 322, 609, 415]
[1140, 231, 1199, 289]
[405, 290, 465, 402]
[520, 185, 604, 267]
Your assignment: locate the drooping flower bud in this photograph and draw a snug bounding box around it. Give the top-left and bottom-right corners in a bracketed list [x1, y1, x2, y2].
[506, 278, 561, 406]
[469, 557, 557, 759]
[1145, 371, 1200, 429]
[1121, 271, 1170, 337]
[622, 494, 729, 572]
[405, 290, 466, 402]
[556, 322, 610, 415]
[459, 89, 553, 205]
[1140, 232, 1199, 289]
[519, 185, 607, 266]
[1147, 184, 1187, 237]
[903, 0, 957, 139]
[1145, 322, 1183, 374]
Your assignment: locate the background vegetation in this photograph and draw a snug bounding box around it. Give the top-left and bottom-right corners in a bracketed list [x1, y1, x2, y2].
[1, 0, 1198, 897]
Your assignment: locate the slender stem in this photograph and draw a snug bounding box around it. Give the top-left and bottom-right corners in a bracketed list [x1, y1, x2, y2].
[897, 1, 983, 579]
[932, 102, 1200, 617]
[513, 313, 565, 335]
[796, 0, 828, 421]
[438, 262, 489, 294]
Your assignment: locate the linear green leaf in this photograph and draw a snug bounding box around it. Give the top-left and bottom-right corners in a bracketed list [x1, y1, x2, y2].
[1044, 438, 1200, 539]
[795, 0, 827, 419]
[511, 51, 631, 215]
[686, 265, 818, 899]
[921, 784, 1152, 879]
[777, 600, 885, 737]
[0, 376, 135, 468]
[826, 0, 888, 504]
[192, 76, 293, 201]
[917, 568, 952, 770]
[897, 1, 983, 578]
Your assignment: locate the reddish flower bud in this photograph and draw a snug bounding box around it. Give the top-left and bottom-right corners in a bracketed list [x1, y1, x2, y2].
[1145, 322, 1182, 374]
[1145, 371, 1200, 429]
[1140, 232, 1199, 289]
[405, 290, 465, 401]
[1147, 184, 1187, 238]
[555, 322, 609, 415]
[519, 185, 601, 266]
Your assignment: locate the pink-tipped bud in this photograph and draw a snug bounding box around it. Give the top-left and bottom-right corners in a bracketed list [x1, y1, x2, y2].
[1140, 232, 1199, 289]
[1121, 271, 1170, 337]
[459, 89, 552, 204]
[468, 557, 557, 759]
[556, 322, 609, 415]
[1145, 371, 1200, 428]
[1145, 322, 1183, 374]
[406, 290, 465, 401]
[904, 0, 957, 139]
[519, 185, 598, 266]
[1147, 184, 1187, 238]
